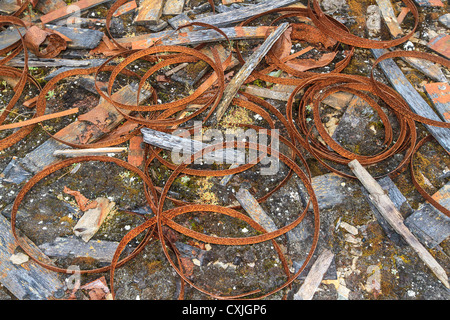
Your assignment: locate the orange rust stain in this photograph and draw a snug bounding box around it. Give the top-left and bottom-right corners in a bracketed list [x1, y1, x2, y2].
[424, 82, 450, 105]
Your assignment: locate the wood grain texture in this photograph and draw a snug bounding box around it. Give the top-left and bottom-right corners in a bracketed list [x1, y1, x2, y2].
[215, 23, 289, 121]
[0, 214, 64, 300]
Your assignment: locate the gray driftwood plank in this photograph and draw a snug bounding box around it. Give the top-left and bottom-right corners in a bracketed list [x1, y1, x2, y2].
[360, 176, 412, 247]
[193, 0, 299, 27]
[44, 25, 104, 49]
[371, 48, 450, 153]
[39, 236, 122, 263]
[141, 128, 246, 164]
[0, 214, 64, 300]
[235, 187, 278, 232]
[128, 26, 275, 49]
[405, 181, 450, 248]
[0, 25, 103, 51]
[215, 22, 289, 121]
[293, 249, 335, 300]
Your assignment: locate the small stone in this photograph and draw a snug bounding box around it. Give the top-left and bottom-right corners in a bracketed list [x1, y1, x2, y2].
[9, 252, 29, 265]
[192, 258, 201, 266]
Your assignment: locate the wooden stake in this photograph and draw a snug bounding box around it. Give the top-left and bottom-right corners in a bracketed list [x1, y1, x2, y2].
[215, 22, 289, 122]
[294, 249, 335, 300]
[348, 159, 449, 289]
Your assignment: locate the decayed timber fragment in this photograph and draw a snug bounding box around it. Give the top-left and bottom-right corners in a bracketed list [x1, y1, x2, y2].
[371, 48, 450, 153]
[427, 34, 450, 59]
[53, 147, 127, 157]
[141, 128, 246, 164]
[129, 26, 275, 49]
[235, 187, 278, 233]
[400, 56, 447, 83]
[348, 159, 449, 289]
[360, 176, 411, 247]
[423, 82, 450, 122]
[162, 0, 185, 16]
[0, 214, 64, 300]
[39, 236, 122, 263]
[244, 85, 292, 102]
[375, 0, 403, 37]
[405, 181, 450, 248]
[134, 0, 165, 25]
[413, 0, 444, 7]
[192, 0, 300, 27]
[35, 0, 66, 14]
[293, 249, 335, 300]
[0, 25, 103, 51]
[215, 22, 289, 121]
[40, 0, 114, 24]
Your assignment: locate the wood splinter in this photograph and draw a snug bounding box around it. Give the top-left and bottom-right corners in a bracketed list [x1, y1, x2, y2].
[214, 22, 289, 122]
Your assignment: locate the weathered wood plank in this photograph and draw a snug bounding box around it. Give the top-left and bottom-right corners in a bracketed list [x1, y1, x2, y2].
[53, 147, 127, 157]
[413, 0, 444, 7]
[170, 44, 238, 87]
[244, 85, 291, 102]
[192, 0, 299, 28]
[0, 25, 103, 51]
[162, 0, 185, 16]
[44, 25, 104, 49]
[141, 128, 246, 164]
[215, 23, 289, 121]
[5, 57, 97, 68]
[35, 0, 67, 15]
[38, 236, 122, 263]
[0, 214, 64, 300]
[405, 181, 450, 248]
[424, 82, 450, 122]
[293, 249, 335, 300]
[113, 0, 137, 17]
[311, 173, 351, 210]
[371, 48, 450, 153]
[361, 176, 411, 247]
[168, 12, 193, 30]
[0, 2, 20, 14]
[348, 159, 449, 289]
[375, 0, 403, 37]
[134, 0, 165, 25]
[235, 187, 278, 232]
[40, 0, 114, 24]
[401, 56, 447, 83]
[428, 34, 450, 59]
[129, 25, 275, 49]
